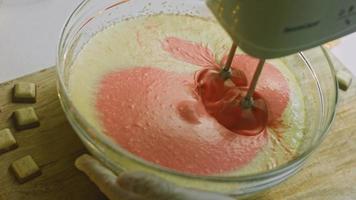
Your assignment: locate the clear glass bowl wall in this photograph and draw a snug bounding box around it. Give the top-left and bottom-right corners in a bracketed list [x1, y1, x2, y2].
[57, 0, 338, 197]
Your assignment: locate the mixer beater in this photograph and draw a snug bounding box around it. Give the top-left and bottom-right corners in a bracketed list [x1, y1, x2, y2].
[196, 43, 268, 136]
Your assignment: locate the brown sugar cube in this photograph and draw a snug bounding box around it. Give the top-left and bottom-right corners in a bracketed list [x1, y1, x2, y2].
[13, 107, 40, 131]
[10, 155, 41, 183]
[0, 128, 18, 154]
[13, 82, 37, 103]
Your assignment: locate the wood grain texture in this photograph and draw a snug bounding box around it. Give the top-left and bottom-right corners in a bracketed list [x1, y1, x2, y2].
[0, 53, 355, 199]
[0, 69, 106, 200]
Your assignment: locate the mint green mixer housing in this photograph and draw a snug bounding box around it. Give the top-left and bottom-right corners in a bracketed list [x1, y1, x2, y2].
[207, 0, 356, 59]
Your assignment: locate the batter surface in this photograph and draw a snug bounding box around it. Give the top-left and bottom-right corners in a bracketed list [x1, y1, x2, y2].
[69, 14, 306, 175]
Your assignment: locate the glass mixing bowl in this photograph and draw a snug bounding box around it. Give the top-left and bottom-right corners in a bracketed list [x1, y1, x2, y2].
[57, 0, 338, 198]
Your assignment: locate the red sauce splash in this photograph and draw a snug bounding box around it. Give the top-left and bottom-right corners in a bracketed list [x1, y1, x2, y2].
[223, 55, 290, 123]
[194, 65, 268, 136]
[95, 36, 290, 175]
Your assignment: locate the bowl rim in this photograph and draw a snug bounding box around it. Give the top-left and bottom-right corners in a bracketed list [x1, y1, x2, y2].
[56, 0, 339, 183]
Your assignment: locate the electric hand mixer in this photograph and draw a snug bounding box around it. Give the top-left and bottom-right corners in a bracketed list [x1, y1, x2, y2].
[201, 0, 356, 136]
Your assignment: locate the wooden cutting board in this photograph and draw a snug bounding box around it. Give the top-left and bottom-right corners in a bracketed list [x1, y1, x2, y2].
[0, 55, 355, 200]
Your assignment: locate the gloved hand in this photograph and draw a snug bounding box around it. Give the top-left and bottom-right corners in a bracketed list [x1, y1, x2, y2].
[75, 154, 235, 200]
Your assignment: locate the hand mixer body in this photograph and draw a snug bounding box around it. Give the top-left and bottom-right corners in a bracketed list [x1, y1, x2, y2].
[207, 0, 356, 59]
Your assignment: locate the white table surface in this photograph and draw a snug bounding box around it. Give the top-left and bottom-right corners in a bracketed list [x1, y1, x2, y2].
[0, 0, 355, 83]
